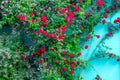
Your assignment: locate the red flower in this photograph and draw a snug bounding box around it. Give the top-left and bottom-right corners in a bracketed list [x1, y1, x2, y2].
[31, 19, 36, 23]
[65, 22, 69, 27]
[62, 67, 67, 71]
[96, 0, 103, 7]
[69, 19, 73, 24]
[29, 54, 33, 58]
[30, 12, 34, 17]
[64, 16, 69, 21]
[51, 47, 54, 51]
[38, 59, 42, 64]
[48, 33, 53, 39]
[85, 13, 89, 17]
[38, 28, 46, 35]
[70, 61, 74, 64]
[59, 27, 66, 33]
[33, 31, 37, 36]
[41, 48, 45, 53]
[68, 11, 74, 19]
[96, 35, 100, 39]
[64, 61, 68, 65]
[104, 14, 108, 18]
[86, 35, 91, 40]
[55, 60, 59, 64]
[77, 61, 80, 65]
[22, 54, 27, 60]
[107, 32, 112, 36]
[52, 35, 57, 40]
[117, 58, 120, 62]
[60, 7, 68, 14]
[18, 15, 26, 21]
[104, 8, 109, 12]
[69, 53, 74, 58]
[109, 53, 113, 57]
[61, 50, 66, 55]
[80, 25, 83, 29]
[40, 15, 47, 22]
[85, 45, 88, 49]
[74, 6, 80, 12]
[70, 70, 74, 74]
[78, 52, 82, 57]
[36, 49, 41, 56]
[70, 63, 75, 68]
[102, 20, 106, 24]
[55, 7, 60, 12]
[111, 6, 115, 10]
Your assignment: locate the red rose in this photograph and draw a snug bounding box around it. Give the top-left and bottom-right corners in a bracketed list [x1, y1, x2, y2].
[55, 7, 60, 12]
[64, 61, 68, 65]
[51, 47, 54, 51]
[30, 12, 34, 17]
[74, 6, 80, 12]
[69, 19, 73, 24]
[60, 7, 68, 14]
[22, 54, 27, 60]
[64, 16, 69, 21]
[107, 32, 112, 36]
[61, 50, 66, 55]
[40, 15, 47, 22]
[111, 6, 115, 10]
[68, 11, 74, 19]
[96, 35, 100, 39]
[96, 0, 103, 7]
[77, 61, 80, 65]
[33, 31, 37, 36]
[69, 53, 74, 58]
[48, 33, 53, 39]
[38, 28, 47, 35]
[85, 45, 88, 49]
[70, 63, 75, 68]
[18, 15, 26, 21]
[78, 52, 82, 57]
[85, 13, 89, 17]
[104, 8, 109, 12]
[60, 27, 66, 33]
[55, 60, 59, 64]
[104, 14, 108, 18]
[102, 19, 106, 24]
[80, 25, 83, 29]
[117, 58, 120, 62]
[38, 59, 42, 64]
[36, 49, 41, 56]
[70, 70, 74, 74]
[52, 35, 57, 40]
[62, 67, 67, 71]
[31, 19, 36, 23]
[86, 35, 91, 40]
[109, 53, 113, 57]
[40, 48, 45, 53]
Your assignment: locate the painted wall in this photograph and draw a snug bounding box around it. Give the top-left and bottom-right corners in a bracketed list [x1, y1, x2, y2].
[76, 10, 120, 80]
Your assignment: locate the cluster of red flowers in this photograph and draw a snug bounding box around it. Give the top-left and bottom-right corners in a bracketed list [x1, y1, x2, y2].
[114, 17, 120, 23]
[36, 48, 45, 56]
[18, 15, 26, 21]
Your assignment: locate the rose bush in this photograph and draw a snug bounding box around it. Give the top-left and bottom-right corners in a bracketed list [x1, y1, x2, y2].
[0, 0, 120, 80]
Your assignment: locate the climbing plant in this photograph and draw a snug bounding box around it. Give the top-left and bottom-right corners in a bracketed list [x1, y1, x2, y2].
[0, 0, 120, 80]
